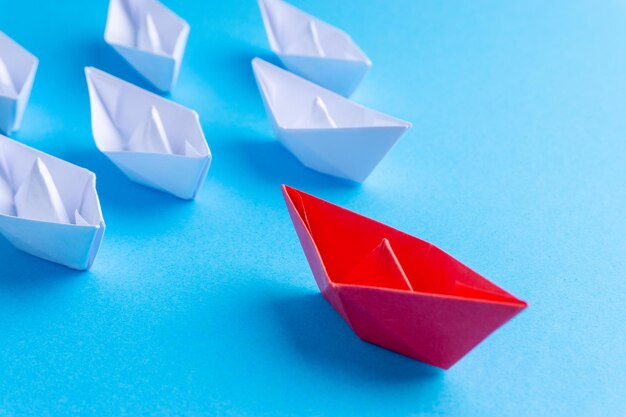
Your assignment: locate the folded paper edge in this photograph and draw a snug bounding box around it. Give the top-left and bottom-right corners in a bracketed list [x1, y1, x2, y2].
[281, 184, 528, 308]
[251, 58, 410, 131]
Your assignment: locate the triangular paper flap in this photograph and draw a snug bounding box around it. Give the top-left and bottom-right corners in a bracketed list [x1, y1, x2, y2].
[127, 105, 173, 154]
[339, 238, 413, 291]
[259, 93, 354, 180]
[0, 176, 12, 216]
[0, 56, 17, 98]
[306, 21, 324, 57]
[306, 96, 337, 128]
[0, 139, 12, 186]
[252, 58, 407, 130]
[9, 63, 37, 134]
[86, 66, 121, 120]
[282, 184, 312, 230]
[279, 54, 370, 97]
[0, 32, 38, 95]
[14, 158, 71, 224]
[78, 175, 105, 227]
[85, 67, 126, 152]
[106, 151, 210, 199]
[85, 220, 106, 270]
[184, 140, 202, 157]
[74, 209, 90, 226]
[135, 1, 188, 56]
[0, 214, 101, 270]
[258, 0, 368, 61]
[136, 13, 165, 54]
[104, 0, 136, 50]
[281, 186, 524, 302]
[339, 285, 526, 369]
[0, 32, 38, 134]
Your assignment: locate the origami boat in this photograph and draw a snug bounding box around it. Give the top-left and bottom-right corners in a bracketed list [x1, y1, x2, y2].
[85, 67, 211, 200]
[258, 0, 371, 97]
[282, 185, 527, 369]
[104, 0, 189, 92]
[252, 58, 410, 183]
[0, 32, 38, 136]
[0, 135, 105, 270]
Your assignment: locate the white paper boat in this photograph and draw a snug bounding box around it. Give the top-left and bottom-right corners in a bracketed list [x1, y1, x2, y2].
[0, 32, 38, 136]
[85, 67, 211, 199]
[104, 0, 189, 92]
[258, 0, 371, 97]
[252, 58, 410, 183]
[0, 135, 105, 270]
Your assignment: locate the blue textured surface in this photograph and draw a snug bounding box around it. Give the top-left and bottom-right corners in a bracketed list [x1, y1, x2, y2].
[1, 0, 625, 415]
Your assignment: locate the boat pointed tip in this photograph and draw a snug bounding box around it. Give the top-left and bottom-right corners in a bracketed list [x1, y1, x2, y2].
[251, 57, 268, 70]
[84, 66, 105, 84]
[282, 185, 309, 207]
[397, 120, 412, 130]
[281, 183, 297, 197]
[259, 0, 283, 8]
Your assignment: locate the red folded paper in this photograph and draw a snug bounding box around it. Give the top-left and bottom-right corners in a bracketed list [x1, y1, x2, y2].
[282, 185, 527, 369]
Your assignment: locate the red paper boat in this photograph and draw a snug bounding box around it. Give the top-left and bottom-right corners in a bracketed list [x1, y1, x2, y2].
[282, 185, 527, 369]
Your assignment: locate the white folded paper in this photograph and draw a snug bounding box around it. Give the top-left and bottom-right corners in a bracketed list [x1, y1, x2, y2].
[0, 135, 105, 270]
[258, 0, 371, 97]
[85, 67, 211, 199]
[104, 0, 189, 92]
[252, 58, 410, 183]
[0, 32, 38, 136]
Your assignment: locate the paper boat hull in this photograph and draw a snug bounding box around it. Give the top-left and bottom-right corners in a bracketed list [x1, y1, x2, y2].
[111, 44, 182, 92]
[275, 124, 408, 183]
[335, 285, 524, 369]
[106, 151, 211, 200]
[282, 185, 527, 369]
[85, 67, 212, 200]
[0, 134, 106, 270]
[0, 215, 105, 270]
[279, 54, 370, 98]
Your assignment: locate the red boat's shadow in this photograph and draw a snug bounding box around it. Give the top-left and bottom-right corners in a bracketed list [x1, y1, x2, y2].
[271, 291, 444, 383]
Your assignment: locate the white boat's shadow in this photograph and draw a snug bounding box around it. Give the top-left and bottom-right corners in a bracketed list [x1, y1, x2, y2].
[0, 236, 86, 287]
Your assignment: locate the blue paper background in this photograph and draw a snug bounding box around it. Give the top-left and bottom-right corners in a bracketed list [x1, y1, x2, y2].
[1, 0, 625, 415]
